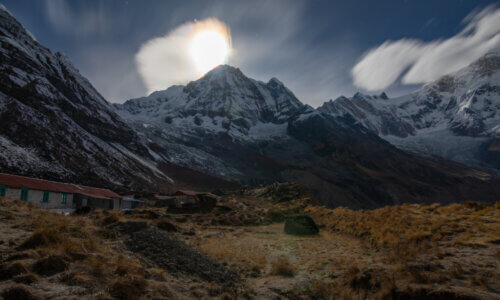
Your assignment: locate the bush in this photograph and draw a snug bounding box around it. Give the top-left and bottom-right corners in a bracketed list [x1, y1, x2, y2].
[109, 276, 147, 300]
[13, 273, 41, 284]
[2, 285, 40, 300]
[269, 255, 295, 277]
[0, 261, 30, 280]
[103, 213, 121, 225]
[19, 228, 63, 249]
[60, 271, 95, 287]
[156, 220, 177, 232]
[6, 250, 38, 261]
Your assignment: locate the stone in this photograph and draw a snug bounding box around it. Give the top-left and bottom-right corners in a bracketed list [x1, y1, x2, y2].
[284, 215, 319, 235]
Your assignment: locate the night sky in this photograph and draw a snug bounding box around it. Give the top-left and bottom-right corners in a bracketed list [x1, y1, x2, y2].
[2, 0, 498, 106]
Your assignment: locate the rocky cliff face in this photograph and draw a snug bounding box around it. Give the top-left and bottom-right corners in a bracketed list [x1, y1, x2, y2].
[0, 7, 172, 191]
[319, 54, 500, 175]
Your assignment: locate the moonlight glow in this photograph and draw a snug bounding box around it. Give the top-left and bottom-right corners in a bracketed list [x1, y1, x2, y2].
[190, 30, 230, 74]
[135, 18, 232, 93]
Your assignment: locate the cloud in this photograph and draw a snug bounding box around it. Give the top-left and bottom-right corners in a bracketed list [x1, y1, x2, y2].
[351, 5, 500, 91]
[201, 0, 358, 107]
[135, 18, 232, 94]
[44, 0, 110, 36]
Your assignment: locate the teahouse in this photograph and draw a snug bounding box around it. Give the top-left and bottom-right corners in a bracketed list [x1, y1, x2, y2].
[0, 173, 122, 210]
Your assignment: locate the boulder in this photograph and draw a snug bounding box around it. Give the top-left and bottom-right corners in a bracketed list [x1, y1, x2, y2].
[284, 215, 319, 235]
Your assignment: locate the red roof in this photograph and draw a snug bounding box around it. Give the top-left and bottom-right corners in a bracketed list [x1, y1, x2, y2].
[0, 173, 120, 199]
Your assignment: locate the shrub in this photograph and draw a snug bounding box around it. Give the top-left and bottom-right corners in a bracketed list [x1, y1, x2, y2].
[6, 250, 38, 261]
[13, 273, 41, 284]
[2, 285, 40, 300]
[19, 228, 63, 249]
[269, 255, 295, 277]
[33, 255, 68, 276]
[156, 220, 177, 232]
[113, 255, 146, 277]
[0, 261, 30, 280]
[60, 271, 95, 287]
[103, 213, 121, 226]
[109, 276, 147, 300]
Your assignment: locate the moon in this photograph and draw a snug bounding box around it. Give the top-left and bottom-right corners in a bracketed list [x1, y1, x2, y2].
[190, 29, 230, 74]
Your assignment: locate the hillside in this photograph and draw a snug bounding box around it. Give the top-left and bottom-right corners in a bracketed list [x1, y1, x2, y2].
[0, 7, 239, 194]
[0, 7, 174, 191]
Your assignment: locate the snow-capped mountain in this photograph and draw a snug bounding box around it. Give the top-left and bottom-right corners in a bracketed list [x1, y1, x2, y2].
[116, 65, 313, 140]
[1, 6, 497, 207]
[0, 7, 172, 191]
[115, 65, 318, 181]
[117, 65, 499, 208]
[319, 53, 500, 175]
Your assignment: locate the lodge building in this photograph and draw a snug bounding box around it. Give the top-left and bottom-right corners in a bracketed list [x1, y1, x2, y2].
[0, 173, 132, 210]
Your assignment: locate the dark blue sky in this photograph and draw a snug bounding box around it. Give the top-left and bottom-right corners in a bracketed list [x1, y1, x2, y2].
[2, 0, 498, 106]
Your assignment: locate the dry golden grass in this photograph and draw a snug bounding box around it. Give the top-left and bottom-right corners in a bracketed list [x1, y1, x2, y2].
[2, 193, 498, 299]
[0, 197, 169, 298]
[195, 233, 268, 275]
[302, 201, 500, 298]
[306, 201, 500, 251]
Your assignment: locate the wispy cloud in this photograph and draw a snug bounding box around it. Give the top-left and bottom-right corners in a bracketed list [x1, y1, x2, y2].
[44, 0, 110, 36]
[351, 5, 500, 91]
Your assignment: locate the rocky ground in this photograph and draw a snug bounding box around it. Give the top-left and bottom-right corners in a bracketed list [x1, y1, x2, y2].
[0, 183, 498, 299]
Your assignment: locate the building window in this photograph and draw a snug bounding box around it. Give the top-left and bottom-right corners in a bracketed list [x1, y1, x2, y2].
[42, 191, 50, 203]
[21, 188, 29, 201]
[61, 193, 67, 204]
[0, 185, 5, 196]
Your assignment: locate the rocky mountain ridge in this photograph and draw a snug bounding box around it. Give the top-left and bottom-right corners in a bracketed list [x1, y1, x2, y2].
[319, 53, 500, 175]
[115, 65, 314, 140]
[117, 62, 499, 208]
[0, 6, 172, 191]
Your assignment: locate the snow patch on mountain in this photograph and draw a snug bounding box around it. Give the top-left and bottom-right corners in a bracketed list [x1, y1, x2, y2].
[0, 7, 172, 189]
[319, 53, 500, 174]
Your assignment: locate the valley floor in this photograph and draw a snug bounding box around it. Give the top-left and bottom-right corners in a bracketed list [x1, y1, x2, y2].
[0, 183, 499, 299]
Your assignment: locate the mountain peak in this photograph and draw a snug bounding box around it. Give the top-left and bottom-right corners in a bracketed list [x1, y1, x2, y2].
[268, 77, 284, 86]
[203, 64, 243, 77]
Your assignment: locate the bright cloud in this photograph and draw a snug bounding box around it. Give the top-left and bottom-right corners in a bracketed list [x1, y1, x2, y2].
[351, 6, 500, 91]
[135, 18, 232, 94]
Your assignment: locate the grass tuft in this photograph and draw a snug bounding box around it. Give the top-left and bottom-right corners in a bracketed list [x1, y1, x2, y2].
[269, 255, 295, 277]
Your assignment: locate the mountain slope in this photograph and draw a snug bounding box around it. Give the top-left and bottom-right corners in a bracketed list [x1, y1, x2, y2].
[117, 65, 499, 208]
[319, 53, 500, 175]
[0, 7, 173, 191]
